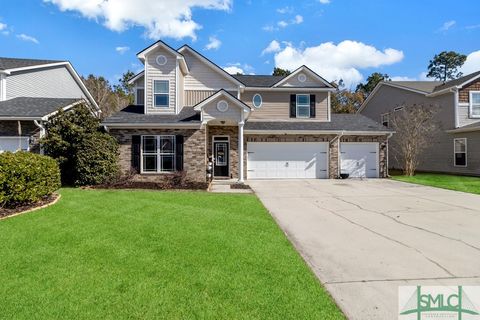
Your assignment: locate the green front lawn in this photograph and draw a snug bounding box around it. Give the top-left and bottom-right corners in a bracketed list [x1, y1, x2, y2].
[0, 189, 343, 320]
[392, 173, 480, 195]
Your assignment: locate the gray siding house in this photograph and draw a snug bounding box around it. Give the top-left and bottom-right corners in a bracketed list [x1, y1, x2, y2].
[0, 57, 98, 152]
[358, 71, 480, 176]
[103, 40, 392, 183]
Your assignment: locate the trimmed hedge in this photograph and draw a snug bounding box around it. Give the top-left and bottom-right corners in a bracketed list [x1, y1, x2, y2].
[0, 152, 61, 208]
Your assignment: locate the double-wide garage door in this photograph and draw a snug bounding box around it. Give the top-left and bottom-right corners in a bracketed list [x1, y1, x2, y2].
[247, 141, 379, 179]
[247, 142, 328, 179]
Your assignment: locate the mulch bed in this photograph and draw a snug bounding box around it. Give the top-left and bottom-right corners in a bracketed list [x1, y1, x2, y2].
[231, 184, 251, 190]
[0, 194, 60, 220]
[90, 180, 209, 191]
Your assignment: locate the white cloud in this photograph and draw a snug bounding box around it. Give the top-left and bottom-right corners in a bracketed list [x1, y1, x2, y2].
[224, 66, 244, 74]
[466, 24, 480, 30]
[273, 40, 404, 88]
[262, 40, 281, 55]
[439, 20, 456, 31]
[293, 15, 303, 24]
[461, 50, 480, 75]
[262, 25, 276, 32]
[205, 36, 221, 50]
[277, 6, 294, 14]
[44, 0, 232, 40]
[318, 0, 330, 3]
[390, 76, 417, 81]
[0, 23, 6, 31]
[277, 20, 288, 28]
[265, 14, 303, 31]
[17, 33, 39, 44]
[115, 46, 130, 54]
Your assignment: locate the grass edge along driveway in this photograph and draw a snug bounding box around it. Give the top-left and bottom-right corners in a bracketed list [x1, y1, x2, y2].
[392, 173, 480, 195]
[0, 188, 344, 320]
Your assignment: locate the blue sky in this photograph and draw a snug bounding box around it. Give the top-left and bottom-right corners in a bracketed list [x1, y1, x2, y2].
[1, 0, 480, 88]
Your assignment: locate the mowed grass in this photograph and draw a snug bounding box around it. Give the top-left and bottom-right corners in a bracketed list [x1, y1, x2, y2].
[0, 189, 343, 320]
[392, 173, 480, 195]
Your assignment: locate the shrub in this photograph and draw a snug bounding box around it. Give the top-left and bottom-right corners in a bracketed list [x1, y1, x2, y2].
[0, 152, 61, 208]
[74, 133, 119, 185]
[41, 104, 119, 186]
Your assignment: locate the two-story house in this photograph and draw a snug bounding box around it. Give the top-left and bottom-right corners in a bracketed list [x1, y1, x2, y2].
[0, 57, 98, 152]
[103, 40, 393, 183]
[358, 71, 480, 176]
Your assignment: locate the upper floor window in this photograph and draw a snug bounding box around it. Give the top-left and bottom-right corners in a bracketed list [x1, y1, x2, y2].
[381, 113, 390, 127]
[296, 94, 310, 118]
[154, 80, 169, 107]
[136, 88, 144, 105]
[252, 94, 262, 108]
[470, 91, 480, 118]
[454, 138, 467, 167]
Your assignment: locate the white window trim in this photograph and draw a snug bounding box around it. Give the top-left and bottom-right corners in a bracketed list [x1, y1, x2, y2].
[140, 135, 176, 173]
[252, 93, 262, 108]
[153, 80, 169, 108]
[453, 138, 467, 167]
[381, 113, 390, 127]
[469, 91, 480, 118]
[296, 94, 310, 118]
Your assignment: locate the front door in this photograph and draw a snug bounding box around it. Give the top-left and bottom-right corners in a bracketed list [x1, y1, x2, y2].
[213, 140, 229, 177]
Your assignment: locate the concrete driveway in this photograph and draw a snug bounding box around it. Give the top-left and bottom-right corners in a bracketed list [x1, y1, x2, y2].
[248, 179, 480, 320]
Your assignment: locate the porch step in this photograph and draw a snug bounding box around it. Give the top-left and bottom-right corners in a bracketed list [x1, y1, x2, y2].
[211, 179, 238, 185]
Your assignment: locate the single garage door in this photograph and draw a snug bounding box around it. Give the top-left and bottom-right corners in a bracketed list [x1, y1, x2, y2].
[247, 142, 328, 179]
[340, 142, 379, 178]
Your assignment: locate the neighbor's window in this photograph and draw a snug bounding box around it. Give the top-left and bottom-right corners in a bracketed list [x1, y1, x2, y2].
[296, 94, 310, 118]
[136, 88, 145, 105]
[470, 91, 480, 118]
[454, 138, 467, 167]
[141, 135, 176, 173]
[154, 80, 169, 107]
[381, 113, 390, 127]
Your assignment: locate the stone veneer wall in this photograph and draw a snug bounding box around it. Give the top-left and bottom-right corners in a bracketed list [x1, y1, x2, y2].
[109, 128, 207, 182]
[207, 125, 239, 179]
[244, 134, 389, 179]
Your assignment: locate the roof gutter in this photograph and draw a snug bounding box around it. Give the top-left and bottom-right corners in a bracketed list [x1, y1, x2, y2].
[243, 87, 336, 92]
[102, 123, 202, 129]
[244, 129, 394, 135]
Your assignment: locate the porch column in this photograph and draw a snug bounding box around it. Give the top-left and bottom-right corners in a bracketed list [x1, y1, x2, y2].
[238, 122, 244, 182]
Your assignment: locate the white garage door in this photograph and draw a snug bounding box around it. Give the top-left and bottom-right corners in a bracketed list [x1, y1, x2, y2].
[340, 143, 379, 178]
[0, 137, 30, 153]
[247, 142, 328, 179]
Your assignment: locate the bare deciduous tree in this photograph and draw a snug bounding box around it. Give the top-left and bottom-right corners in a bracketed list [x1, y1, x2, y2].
[390, 104, 439, 176]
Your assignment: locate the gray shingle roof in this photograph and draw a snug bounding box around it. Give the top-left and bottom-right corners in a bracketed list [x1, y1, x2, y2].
[103, 105, 201, 124]
[389, 81, 442, 93]
[0, 97, 81, 118]
[244, 114, 392, 132]
[433, 70, 480, 92]
[233, 75, 286, 87]
[0, 57, 64, 71]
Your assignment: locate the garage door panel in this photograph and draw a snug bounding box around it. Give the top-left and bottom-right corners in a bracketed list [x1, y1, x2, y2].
[340, 143, 379, 178]
[247, 142, 328, 179]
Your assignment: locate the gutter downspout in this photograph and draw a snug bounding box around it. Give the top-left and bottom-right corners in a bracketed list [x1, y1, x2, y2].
[33, 120, 46, 155]
[386, 132, 393, 177]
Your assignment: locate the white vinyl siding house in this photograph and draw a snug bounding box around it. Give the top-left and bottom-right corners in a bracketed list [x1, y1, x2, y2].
[145, 47, 176, 114]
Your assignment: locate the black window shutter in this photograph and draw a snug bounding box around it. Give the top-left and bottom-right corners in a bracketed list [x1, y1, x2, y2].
[290, 94, 296, 118]
[131, 135, 141, 173]
[310, 94, 316, 118]
[175, 135, 184, 171]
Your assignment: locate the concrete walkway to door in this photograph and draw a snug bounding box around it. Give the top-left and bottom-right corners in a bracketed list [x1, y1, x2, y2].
[249, 179, 480, 320]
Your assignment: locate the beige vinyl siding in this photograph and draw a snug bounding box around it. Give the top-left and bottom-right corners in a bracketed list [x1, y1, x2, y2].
[202, 96, 242, 123]
[6, 66, 85, 100]
[458, 104, 480, 127]
[279, 73, 327, 88]
[181, 50, 238, 90]
[178, 67, 184, 112]
[241, 91, 329, 121]
[185, 90, 216, 106]
[145, 47, 176, 114]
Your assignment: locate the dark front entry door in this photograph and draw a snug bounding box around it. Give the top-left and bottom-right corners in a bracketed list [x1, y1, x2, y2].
[213, 141, 229, 177]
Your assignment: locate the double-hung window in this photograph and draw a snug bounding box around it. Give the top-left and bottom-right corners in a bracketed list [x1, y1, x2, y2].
[381, 113, 390, 127]
[470, 91, 480, 118]
[296, 94, 310, 118]
[154, 80, 169, 107]
[454, 138, 467, 167]
[141, 135, 176, 173]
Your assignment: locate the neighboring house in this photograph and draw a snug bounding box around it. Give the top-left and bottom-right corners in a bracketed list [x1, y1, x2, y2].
[103, 40, 392, 183]
[0, 57, 99, 153]
[358, 71, 480, 176]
